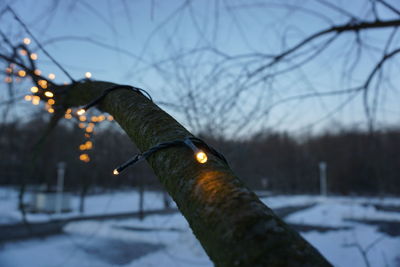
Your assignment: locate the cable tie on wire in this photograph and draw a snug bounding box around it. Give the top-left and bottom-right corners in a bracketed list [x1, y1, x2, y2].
[76, 85, 152, 115]
[113, 137, 227, 175]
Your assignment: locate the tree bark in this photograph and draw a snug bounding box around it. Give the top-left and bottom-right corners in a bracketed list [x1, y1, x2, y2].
[63, 80, 331, 266]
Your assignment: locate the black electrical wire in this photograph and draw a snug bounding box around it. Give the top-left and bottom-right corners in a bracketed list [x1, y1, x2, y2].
[113, 137, 228, 175]
[77, 84, 152, 114]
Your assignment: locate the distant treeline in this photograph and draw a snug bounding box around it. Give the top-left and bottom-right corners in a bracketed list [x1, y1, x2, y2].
[1, 118, 399, 195]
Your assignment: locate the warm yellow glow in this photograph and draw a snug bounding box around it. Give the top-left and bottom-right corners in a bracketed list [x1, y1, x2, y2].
[32, 96, 40, 105]
[79, 115, 86, 122]
[77, 108, 86, 115]
[107, 115, 113, 121]
[196, 151, 208, 164]
[48, 73, 55, 80]
[20, 49, 27, 56]
[85, 141, 93, 149]
[64, 113, 72, 119]
[113, 169, 119, 175]
[91, 116, 97, 122]
[66, 108, 72, 114]
[47, 99, 55, 105]
[23, 38, 31, 45]
[48, 108, 54, 113]
[34, 69, 41, 75]
[30, 86, 39, 93]
[98, 115, 105, 122]
[30, 53, 38, 60]
[4, 77, 12, 83]
[38, 80, 47, 88]
[85, 72, 92, 78]
[78, 123, 86, 129]
[85, 127, 93, 133]
[79, 154, 90, 163]
[18, 70, 26, 77]
[5, 67, 12, 73]
[44, 91, 54, 98]
[79, 144, 86, 150]
[24, 95, 32, 101]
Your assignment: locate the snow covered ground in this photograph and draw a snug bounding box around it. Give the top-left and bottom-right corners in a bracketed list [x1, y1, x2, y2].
[1, 187, 400, 267]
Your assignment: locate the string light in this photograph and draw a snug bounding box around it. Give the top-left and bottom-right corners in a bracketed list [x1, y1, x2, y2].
[79, 154, 90, 163]
[79, 115, 86, 122]
[77, 108, 86, 115]
[24, 95, 32, 101]
[32, 96, 40, 105]
[107, 115, 113, 121]
[34, 69, 41, 75]
[23, 37, 31, 45]
[38, 80, 47, 88]
[64, 113, 72, 119]
[48, 73, 55, 80]
[113, 137, 226, 175]
[18, 70, 26, 77]
[184, 138, 208, 164]
[44, 91, 54, 98]
[78, 123, 86, 129]
[47, 99, 55, 105]
[85, 72, 92, 78]
[30, 86, 39, 93]
[19, 49, 27, 56]
[48, 108, 54, 113]
[30, 53, 38, 60]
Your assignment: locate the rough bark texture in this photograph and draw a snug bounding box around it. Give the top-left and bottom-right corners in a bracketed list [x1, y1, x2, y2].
[62, 80, 332, 266]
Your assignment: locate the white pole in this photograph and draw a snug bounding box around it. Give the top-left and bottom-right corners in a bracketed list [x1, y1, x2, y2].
[56, 162, 66, 214]
[319, 161, 327, 197]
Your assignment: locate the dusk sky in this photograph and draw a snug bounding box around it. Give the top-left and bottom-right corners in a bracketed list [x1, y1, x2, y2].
[1, 0, 399, 137]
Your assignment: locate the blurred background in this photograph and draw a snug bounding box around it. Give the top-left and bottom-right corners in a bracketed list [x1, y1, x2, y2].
[0, 1, 399, 266]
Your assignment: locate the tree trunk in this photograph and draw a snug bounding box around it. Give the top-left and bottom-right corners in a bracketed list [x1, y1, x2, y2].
[63, 81, 331, 266]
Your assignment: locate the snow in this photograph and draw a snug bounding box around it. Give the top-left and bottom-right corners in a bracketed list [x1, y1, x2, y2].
[1, 187, 400, 267]
[0, 187, 169, 225]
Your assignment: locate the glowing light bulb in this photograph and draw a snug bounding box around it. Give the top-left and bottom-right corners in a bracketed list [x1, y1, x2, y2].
[48, 73, 55, 80]
[79, 144, 86, 150]
[107, 115, 113, 121]
[195, 151, 208, 164]
[44, 91, 54, 98]
[48, 108, 54, 113]
[77, 108, 86, 115]
[23, 38, 31, 45]
[85, 72, 92, 78]
[78, 123, 86, 129]
[64, 113, 72, 119]
[47, 99, 55, 105]
[79, 115, 86, 122]
[79, 154, 90, 162]
[30, 53, 38, 60]
[32, 96, 40, 105]
[18, 70, 26, 77]
[20, 49, 27, 56]
[85, 141, 93, 149]
[113, 169, 119, 175]
[38, 80, 47, 88]
[66, 108, 72, 114]
[30, 86, 39, 93]
[34, 69, 41, 75]
[24, 95, 32, 101]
